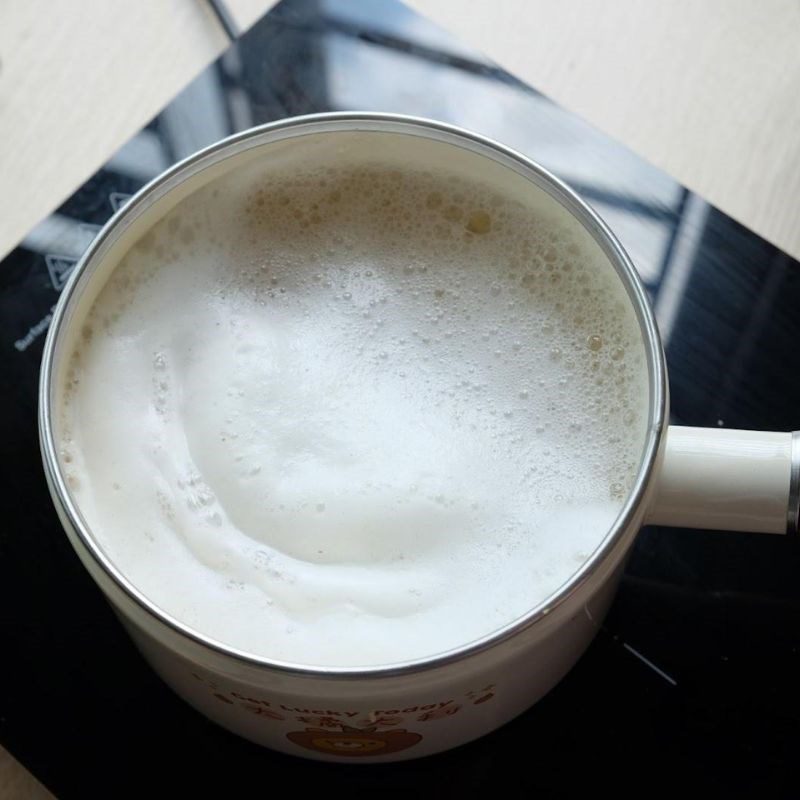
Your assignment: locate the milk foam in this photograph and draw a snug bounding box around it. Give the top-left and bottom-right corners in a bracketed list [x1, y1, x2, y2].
[59, 132, 649, 667]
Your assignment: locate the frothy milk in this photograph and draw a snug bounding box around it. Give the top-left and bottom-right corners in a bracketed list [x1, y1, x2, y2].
[58, 131, 649, 667]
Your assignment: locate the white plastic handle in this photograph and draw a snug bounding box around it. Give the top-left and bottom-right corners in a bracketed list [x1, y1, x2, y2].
[647, 426, 800, 534]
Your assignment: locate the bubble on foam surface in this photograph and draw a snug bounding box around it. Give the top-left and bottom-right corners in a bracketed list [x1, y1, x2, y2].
[59, 135, 650, 667]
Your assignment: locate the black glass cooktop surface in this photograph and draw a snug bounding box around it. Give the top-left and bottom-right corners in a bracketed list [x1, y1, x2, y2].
[2, 0, 799, 795]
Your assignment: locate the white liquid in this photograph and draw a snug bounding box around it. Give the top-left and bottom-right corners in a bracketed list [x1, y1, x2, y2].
[58, 132, 649, 667]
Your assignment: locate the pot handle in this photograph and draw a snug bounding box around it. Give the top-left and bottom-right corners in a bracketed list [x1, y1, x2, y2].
[646, 427, 800, 534]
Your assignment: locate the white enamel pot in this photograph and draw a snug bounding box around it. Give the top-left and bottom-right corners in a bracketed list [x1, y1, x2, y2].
[38, 113, 800, 762]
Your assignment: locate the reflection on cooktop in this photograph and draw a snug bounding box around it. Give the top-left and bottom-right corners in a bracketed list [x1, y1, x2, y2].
[1, 0, 799, 794]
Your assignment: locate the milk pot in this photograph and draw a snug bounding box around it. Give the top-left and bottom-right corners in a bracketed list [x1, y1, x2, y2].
[39, 113, 800, 762]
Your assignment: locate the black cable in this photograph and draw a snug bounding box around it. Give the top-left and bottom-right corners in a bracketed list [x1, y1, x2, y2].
[205, 0, 240, 41]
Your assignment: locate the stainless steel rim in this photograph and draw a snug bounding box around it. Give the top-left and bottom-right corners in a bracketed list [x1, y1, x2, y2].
[788, 431, 800, 535]
[39, 111, 668, 679]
